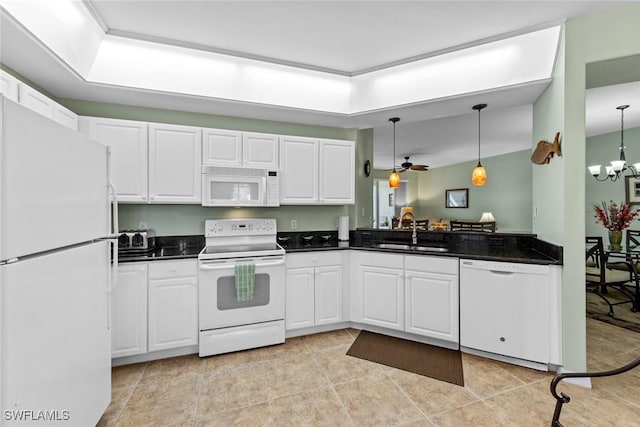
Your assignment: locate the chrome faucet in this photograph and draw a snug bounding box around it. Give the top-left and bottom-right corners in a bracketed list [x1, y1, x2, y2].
[405, 212, 417, 245]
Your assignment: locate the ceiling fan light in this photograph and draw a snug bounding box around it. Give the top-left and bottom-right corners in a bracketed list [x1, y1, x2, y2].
[472, 164, 487, 186]
[389, 170, 401, 189]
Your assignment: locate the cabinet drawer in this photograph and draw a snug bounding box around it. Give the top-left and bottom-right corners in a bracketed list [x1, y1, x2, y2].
[286, 251, 343, 268]
[148, 259, 198, 279]
[358, 251, 404, 269]
[405, 255, 458, 275]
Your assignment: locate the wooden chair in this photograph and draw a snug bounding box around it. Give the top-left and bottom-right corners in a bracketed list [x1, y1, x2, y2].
[585, 236, 635, 316]
[449, 220, 496, 232]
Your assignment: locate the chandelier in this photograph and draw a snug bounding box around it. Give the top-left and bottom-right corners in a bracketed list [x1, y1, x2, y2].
[588, 105, 637, 182]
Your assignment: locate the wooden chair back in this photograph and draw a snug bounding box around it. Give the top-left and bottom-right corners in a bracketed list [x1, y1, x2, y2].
[449, 220, 496, 232]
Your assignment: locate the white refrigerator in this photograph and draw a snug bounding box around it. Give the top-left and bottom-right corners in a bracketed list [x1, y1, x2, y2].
[0, 96, 114, 426]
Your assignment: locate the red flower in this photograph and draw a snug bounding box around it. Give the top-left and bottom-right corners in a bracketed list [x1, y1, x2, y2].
[593, 201, 640, 231]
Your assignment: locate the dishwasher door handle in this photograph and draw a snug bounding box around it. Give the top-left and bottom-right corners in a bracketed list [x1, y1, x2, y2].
[488, 270, 516, 275]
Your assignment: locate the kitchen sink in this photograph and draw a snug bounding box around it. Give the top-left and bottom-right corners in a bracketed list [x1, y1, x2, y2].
[372, 243, 448, 252]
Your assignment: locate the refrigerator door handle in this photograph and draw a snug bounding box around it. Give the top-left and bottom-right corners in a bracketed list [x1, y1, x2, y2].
[107, 238, 118, 331]
[108, 181, 119, 237]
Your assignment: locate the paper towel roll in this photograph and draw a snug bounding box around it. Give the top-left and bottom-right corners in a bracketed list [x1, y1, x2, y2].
[338, 216, 349, 241]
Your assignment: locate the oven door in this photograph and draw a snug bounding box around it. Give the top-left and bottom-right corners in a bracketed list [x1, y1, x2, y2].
[201, 174, 265, 207]
[198, 255, 285, 330]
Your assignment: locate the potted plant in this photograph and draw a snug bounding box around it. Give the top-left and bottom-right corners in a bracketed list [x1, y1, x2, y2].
[593, 200, 640, 251]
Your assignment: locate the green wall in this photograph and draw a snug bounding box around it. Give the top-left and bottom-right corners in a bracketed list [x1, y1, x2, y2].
[533, 3, 640, 373]
[416, 150, 532, 233]
[585, 127, 640, 240]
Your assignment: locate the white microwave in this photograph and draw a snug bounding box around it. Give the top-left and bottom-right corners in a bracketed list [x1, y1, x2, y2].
[201, 166, 280, 207]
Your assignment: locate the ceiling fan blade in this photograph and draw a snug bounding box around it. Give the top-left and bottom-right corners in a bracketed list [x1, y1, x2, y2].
[410, 165, 429, 171]
[397, 167, 408, 173]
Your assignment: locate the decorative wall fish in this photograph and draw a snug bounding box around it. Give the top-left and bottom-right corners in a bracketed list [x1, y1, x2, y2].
[531, 132, 561, 165]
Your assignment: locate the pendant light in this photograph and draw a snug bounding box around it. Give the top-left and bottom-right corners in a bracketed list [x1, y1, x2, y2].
[471, 103, 488, 186]
[388, 117, 401, 189]
[588, 105, 639, 182]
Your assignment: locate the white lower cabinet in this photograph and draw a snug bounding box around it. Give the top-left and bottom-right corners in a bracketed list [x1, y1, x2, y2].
[404, 255, 459, 343]
[112, 263, 148, 358]
[112, 260, 198, 359]
[352, 251, 460, 343]
[352, 252, 405, 331]
[285, 252, 343, 330]
[147, 260, 199, 352]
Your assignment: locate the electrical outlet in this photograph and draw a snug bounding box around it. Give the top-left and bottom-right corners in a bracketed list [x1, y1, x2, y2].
[138, 221, 148, 230]
[291, 219, 297, 230]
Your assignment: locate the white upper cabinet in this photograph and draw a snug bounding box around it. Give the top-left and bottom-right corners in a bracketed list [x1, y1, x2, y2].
[279, 136, 319, 204]
[202, 128, 243, 167]
[80, 117, 149, 203]
[202, 128, 279, 168]
[18, 82, 54, 119]
[149, 123, 202, 204]
[16, 82, 79, 130]
[53, 103, 79, 130]
[280, 136, 354, 205]
[0, 69, 20, 102]
[242, 132, 279, 169]
[319, 139, 355, 204]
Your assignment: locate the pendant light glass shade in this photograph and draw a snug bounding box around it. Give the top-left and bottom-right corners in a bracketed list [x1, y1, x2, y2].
[472, 163, 487, 186]
[388, 170, 401, 188]
[471, 103, 487, 186]
[388, 117, 401, 189]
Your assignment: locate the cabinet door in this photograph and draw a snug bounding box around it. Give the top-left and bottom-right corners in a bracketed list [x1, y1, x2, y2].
[314, 265, 343, 325]
[149, 123, 202, 203]
[460, 267, 550, 363]
[243, 132, 279, 169]
[81, 117, 148, 203]
[112, 264, 148, 358]
[18, 83, 54, 119]
[279, 136, 319, 204]
[53, 103, 78, 130]
[319, 139, 355, 204]
[202, 128, 243, 166]
[148, 277, 198, 352]
[0, 69, 20, 102]
[285, 267, 315, 330]
[405, 270, 458, 343]
[361, 266, 404, 330]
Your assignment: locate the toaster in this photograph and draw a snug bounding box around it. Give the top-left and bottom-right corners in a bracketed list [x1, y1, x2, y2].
[118, 229, 156, 252]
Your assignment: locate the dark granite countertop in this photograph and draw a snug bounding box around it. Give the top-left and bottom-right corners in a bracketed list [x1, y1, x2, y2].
[118, 235, 204, 263]
[349, 229, 562, 265]
[117, 230, 562, 266]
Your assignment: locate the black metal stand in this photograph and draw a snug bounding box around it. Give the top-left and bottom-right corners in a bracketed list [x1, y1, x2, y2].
[550, 356, 640, 426]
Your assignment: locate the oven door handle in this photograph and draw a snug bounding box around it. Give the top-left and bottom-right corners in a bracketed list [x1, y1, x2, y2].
[199, 258, 285, 270]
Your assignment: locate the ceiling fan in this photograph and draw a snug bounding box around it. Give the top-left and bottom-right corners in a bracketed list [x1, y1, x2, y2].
[389, 156, 429, 172]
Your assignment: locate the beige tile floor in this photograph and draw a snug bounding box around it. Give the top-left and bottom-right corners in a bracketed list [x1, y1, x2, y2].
[98, 322, 640, 426]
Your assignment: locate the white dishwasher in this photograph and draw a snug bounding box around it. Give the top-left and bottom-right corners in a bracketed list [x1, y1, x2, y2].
[459, 259, 552, 365]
